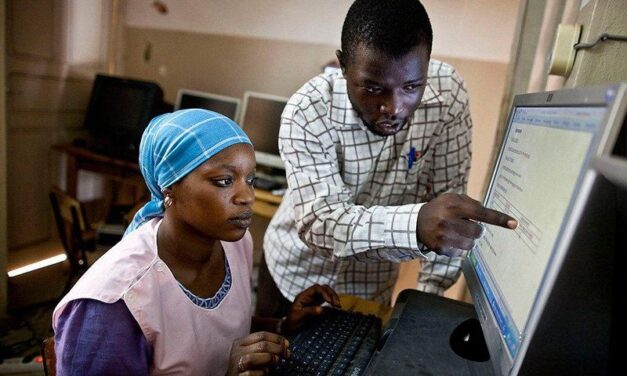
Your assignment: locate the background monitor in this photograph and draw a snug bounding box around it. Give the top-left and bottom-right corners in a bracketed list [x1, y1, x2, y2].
[464, 84, 626, 375]
[84, 74, 165, 161]
[175, 89, 241, 121]
[239, 91, 289, 170]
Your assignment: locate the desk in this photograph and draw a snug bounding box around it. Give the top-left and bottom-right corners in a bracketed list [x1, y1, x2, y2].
[252, 189, 282, 218]
[53, 144, 283, 218]
[339, 294, 393, 325]
[53, 144, 144, 198]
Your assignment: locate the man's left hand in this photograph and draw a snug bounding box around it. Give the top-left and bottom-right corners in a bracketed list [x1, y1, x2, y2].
[283, 284, 341, 334]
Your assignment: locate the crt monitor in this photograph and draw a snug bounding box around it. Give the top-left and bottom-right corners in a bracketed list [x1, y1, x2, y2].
[84, 74, 164, 160]
[239, 91, 288, 170]
[175, 89, 241, 121]
[463, 83, 626, 375]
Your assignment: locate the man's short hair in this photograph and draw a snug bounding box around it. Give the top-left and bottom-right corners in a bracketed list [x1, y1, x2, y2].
[341, 0, 433, 64]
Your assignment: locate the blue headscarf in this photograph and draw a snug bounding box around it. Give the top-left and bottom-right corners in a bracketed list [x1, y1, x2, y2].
[125, 109, 252, 235]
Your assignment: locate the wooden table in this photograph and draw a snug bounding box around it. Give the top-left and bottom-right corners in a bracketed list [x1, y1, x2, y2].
[52, 144, 144, 198]
[252, 188, 283, 218]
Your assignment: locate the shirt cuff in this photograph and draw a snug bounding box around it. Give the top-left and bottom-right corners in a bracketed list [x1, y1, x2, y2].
[383, 203, 425, 251]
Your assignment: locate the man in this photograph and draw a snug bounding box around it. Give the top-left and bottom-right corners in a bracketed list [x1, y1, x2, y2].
[257, 0, 516, 317]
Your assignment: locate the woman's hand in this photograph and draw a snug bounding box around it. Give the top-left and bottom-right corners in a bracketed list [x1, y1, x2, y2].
[283, 284, 341, 334]
[228, 331, 290, 375]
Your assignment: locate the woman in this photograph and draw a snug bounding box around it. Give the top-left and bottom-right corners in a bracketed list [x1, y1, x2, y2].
[53, 109, 340, 375]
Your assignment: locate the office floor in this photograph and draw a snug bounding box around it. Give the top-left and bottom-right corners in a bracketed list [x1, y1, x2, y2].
[1, 240, 107, 375]
[0, 304, 51, 375]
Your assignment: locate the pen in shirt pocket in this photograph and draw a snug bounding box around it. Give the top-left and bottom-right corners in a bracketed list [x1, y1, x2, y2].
[407, 146, 424, 170]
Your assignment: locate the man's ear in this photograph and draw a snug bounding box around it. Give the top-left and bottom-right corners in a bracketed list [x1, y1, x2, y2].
[336, 50, 347, 73]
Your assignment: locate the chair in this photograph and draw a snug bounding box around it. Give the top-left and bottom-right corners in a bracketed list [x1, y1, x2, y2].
[42, 337, 56, 376]
[49, 186, 97, 293]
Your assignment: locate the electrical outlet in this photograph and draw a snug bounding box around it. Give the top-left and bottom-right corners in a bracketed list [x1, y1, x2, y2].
[548, 24, 583, 77]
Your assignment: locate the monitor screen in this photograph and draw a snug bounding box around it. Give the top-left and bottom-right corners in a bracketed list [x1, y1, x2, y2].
[84, 74, 164, 161]
[463, 86, 618, 375]
[175, 89, 240, 121]
[239, 92, 288, 170]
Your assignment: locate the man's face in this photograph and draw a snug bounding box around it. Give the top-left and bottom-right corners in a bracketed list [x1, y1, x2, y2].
[340, 44, 430, 136]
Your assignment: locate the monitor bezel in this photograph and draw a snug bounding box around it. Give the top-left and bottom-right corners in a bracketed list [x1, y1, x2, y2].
[175, 88, 241, 122]
[463, 84, 624, 376]
[592, 84, 627, 189]
[239, 91, 289, 170]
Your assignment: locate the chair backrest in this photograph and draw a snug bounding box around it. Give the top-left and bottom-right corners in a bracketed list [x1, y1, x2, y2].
[49, 186, 91, 268]
[49, 186, 90, 232]
[42, 337, 56, 376]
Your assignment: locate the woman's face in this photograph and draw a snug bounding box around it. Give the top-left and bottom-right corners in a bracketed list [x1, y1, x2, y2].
[167, 143, 256, 242]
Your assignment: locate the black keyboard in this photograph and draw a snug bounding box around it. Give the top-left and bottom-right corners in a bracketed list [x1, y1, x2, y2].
[271, 309, 381, 376]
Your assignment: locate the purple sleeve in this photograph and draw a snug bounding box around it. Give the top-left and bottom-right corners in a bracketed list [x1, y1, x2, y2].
[54, 299, 152, 376]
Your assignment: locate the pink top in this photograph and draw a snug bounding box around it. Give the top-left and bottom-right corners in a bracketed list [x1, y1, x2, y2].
[53, 218, 253, 376]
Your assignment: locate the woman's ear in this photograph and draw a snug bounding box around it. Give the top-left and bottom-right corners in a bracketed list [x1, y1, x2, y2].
[162, 188, 174, 208]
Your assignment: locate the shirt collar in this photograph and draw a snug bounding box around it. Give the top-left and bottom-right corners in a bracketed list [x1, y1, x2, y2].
[420, 79, 443, 106]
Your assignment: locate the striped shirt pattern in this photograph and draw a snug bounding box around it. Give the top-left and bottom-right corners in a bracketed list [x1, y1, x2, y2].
[264, 60, 472, 304]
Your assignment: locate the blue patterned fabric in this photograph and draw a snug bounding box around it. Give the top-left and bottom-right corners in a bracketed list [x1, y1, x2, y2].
[178, 257, 232, 309]
[125, 109, 252, 235]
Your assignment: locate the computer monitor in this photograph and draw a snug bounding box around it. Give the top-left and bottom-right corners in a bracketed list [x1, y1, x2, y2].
[84, 74, 165, 161]
[239, 91, 288, 170]
[175, 89, 241, 121]
[464, 83, 627, 375]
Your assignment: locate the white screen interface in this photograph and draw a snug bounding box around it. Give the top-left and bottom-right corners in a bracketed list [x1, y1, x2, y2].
[470, 106, 605, 356]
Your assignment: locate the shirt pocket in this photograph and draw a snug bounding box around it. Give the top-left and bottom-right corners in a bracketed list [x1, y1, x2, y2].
[391, 153, 425, 198]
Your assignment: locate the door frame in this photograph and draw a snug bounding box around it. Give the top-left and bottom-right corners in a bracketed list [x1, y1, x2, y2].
[1, 0, 9, 315]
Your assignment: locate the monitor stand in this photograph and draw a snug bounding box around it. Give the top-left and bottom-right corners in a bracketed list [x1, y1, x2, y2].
[364, 289, 494, 376]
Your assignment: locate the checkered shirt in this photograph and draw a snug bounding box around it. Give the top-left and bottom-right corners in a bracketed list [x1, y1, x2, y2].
[263, 59, 472, 304]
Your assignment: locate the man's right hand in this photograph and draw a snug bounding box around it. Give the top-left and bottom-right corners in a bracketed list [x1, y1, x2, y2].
[417, 193, 517, 256]
[228, 331, 290, 375]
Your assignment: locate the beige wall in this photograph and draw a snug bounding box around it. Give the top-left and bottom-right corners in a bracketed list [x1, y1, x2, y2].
[124, 0, 519, 63]
[123, 28, 334, 102]
[443, 57, 510, 199]
[567, 0, 627, 87]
